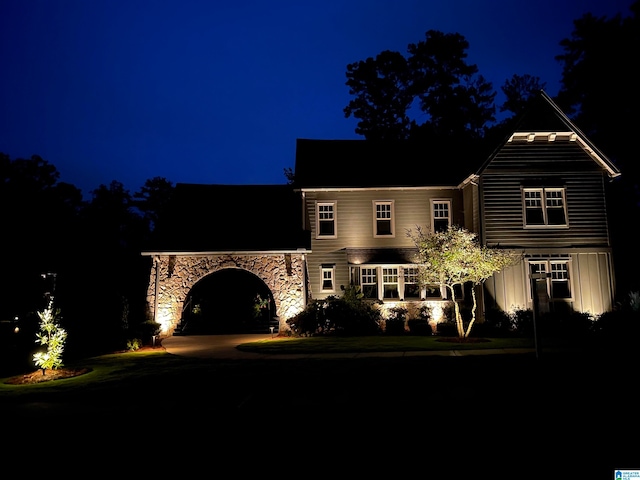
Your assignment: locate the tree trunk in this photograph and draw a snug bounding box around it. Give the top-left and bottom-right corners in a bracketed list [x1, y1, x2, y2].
[464, 287, 478, 338]
[449, 286, 464, 337]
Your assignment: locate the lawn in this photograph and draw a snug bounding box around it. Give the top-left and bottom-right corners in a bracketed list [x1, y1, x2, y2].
[236, 334, 537, 354]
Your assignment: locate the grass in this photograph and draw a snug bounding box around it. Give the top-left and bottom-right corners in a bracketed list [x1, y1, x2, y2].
[236, 334, 537, 354]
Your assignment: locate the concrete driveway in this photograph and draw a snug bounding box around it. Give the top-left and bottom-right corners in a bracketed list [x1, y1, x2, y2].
[160, 333, 275, 359]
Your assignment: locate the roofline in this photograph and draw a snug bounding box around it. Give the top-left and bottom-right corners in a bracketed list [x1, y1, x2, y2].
[295, 185, 459, 192]
[536, 91, 620, 178]
[141, 249, 311, 257]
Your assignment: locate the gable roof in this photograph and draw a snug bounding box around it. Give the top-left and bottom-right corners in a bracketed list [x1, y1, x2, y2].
[293, 138, 490, 189]
[476, 90, 621, 179]
[143, 183, 310, 254]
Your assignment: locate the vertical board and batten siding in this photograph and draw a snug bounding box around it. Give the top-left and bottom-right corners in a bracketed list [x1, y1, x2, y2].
[479, 140, 614, 315]
[485, 251, 613, 315]
[481, 141, 610, 247]
[303, 188, 461, 299]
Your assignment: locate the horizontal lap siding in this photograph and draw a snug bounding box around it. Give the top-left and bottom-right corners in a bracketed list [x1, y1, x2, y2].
[304, 189, 461, 298]
[481, 142, 610, 248]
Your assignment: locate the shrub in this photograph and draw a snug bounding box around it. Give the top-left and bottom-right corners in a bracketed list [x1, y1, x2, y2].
[481, 307, 515, 336]
[33, 299, 67, 374]
[407, 318, 431, 335]
[286, 285, 382, 336]
[385, 306, 408, 335]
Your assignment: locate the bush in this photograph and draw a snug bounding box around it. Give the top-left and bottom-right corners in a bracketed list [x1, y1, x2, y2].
[286, 285, 382, 336]
[407, 318, 431, 335]
[481, 307, 515, 336]
[385, 306, 408, 335]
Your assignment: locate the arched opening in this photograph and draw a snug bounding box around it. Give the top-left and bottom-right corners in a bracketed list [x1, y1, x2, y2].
[177, 268, 277, 335]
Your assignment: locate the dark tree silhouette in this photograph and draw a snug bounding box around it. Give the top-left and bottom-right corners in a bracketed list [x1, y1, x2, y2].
[407, 30, 495, 140]
[133, 176, 175, 233]
[554, 1, 640, 295]
[500, 74, 547, 116]
[344, 50, 414, 140]
[344, 30, 496, 142]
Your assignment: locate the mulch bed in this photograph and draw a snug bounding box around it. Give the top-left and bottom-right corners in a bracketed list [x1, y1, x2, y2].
[4, 367, 93, 385]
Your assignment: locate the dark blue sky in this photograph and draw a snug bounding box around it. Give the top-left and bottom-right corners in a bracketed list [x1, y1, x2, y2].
[1, 0, 634, 198]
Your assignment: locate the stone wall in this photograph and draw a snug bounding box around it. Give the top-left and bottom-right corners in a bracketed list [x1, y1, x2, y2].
[146, 253, 308, 336]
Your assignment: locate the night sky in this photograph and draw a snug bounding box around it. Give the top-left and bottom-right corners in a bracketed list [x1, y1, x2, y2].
[1, 0, 634, 198]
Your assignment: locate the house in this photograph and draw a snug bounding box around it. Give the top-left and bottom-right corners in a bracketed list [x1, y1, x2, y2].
[142, 90, 620, 335]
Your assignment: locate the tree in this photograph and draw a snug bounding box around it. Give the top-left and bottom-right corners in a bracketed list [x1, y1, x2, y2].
[133, 176, 175, 233]
[499, 74, 546, 117]
[555, 2, 638, 173]
[555, 2, 640, 295]
[344, 30, 496, 142]
[344, 50, 414, 140]
[408, 225, 521, 338]
[407, 30, 496, 140]
[33, 298, 67, 375]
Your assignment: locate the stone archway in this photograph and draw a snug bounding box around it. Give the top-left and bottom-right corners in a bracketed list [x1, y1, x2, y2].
[180, 268, 276, 334]
[145, 252, 308, 336]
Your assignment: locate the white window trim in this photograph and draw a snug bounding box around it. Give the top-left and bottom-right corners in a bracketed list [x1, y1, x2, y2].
[320, 265, 336, 293]
[522, 187, 569, 228]
[431, 199, 452, 233]
[527, 259, 574, 302]
[351, 265, 450, 302]
[373, 200, 395, 238]
[316, 201, 337, 239]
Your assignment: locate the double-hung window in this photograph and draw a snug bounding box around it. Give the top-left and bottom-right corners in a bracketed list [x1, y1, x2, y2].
[316, 202, 336, 238]
[320, 265, 335, 293]
[361, 268, 378, 299]
[523, 188, 567, 227]
[529, 259, 572, 300]
[374, 201, 394, 237]
[403, 267, 421, 299]
[431, 200, 451, 232]
[382, 267, 399, 299]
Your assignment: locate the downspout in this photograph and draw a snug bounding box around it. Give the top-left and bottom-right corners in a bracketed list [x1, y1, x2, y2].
[153, 255, 160, 325]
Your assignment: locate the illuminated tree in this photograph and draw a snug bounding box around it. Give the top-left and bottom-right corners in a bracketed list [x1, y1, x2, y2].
[408, 225, 521, 338]
[33, 298, 67, 375]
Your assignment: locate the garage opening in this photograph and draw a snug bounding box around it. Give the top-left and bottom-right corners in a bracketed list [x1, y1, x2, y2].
[175, 268, 277, 335]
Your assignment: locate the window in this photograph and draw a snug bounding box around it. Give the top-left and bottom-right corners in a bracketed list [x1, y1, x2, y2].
[382, 268, 399, 299]
[529, 260, 572, 300]
[316, 202, 336, 238]
[431, 200, 451, 232]
[320, 265, 335, 293]
[403, 267, 421, 299]
[361, 268, 378, 299]
[523, 188, 567, 226]
[374, 201, 394, 237]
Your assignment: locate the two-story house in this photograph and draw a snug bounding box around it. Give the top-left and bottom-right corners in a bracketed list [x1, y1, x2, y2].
[143, 90, 620, 335]
[293, 90, 620, 325]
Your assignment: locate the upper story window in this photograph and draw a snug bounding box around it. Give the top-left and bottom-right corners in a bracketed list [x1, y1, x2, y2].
[316, 202, 336, 238]
[431, 199, 451, 233]
[523, 188, 567, 227]
[374, 201, 394, 237]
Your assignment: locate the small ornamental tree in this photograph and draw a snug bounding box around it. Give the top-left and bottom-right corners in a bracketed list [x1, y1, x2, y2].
[33, 298, 67, 375]
[408, 225, 522, 338]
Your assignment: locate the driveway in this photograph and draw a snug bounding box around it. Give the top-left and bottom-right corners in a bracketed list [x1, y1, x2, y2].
[160, 333, 275, 359]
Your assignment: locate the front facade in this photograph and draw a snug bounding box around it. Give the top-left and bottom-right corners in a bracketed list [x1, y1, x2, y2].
[294, 91, 621, 326]
[144, 91, 620, 335]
